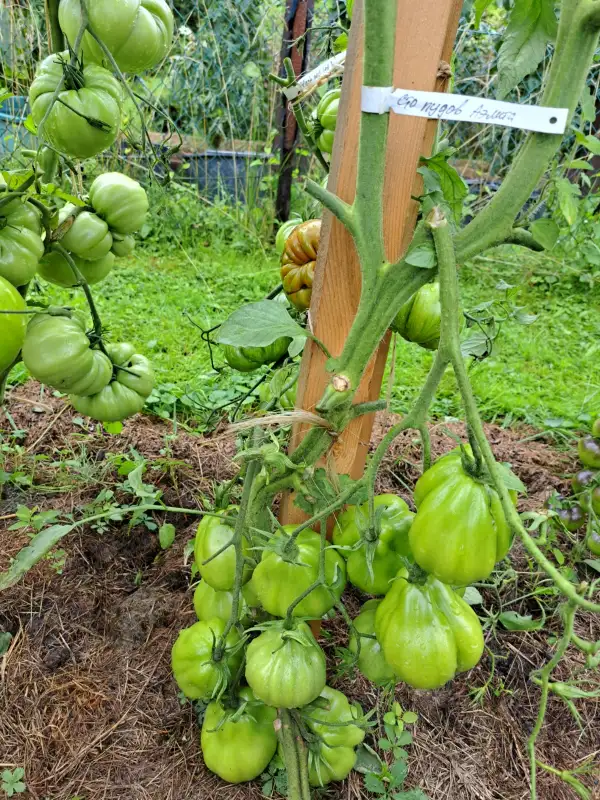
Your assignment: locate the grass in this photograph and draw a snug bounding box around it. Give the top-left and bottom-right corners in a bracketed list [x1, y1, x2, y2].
[26, 236, 600, 429]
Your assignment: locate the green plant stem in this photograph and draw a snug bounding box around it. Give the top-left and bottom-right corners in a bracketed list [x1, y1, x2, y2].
[214, 429, 262, 658]
[455, 0, 600, 259]
[277, 710, 303, 800]
[430, 209, 600, 616]
[44, 0, 64, 52]
[527, 602, 577, 800]
[291, 102, 331, 173]
[504, 229, 544, 251]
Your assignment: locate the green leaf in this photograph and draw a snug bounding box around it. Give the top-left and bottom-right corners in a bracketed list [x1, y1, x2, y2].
[402, 710, 418, 724]
[389, 759, 408, 786]
[159, 523, 176, 550]
[215, 300, 306, 349]
[103, 421, 123, 435]
[498, 462, 527, 494]
[24, 113, 38, 135]
[474, 0, 495, 26]
[353, 743, 383, 774]
[334, 32, 348, 53]
[568, 159, 593, 170]
[396, 730, 413, 745]
[288, 336, 306, 358]
[552, 546, 565, 565]
[0, 631, 12, 655]
[364, 773, 386, 794]
[242, 61, 261, 80]
[0, 524, 75, 591]
[584, 559, 600, 573]
[462, 586, 484, 605]
[496, 0, 557, 100]
[555, 177, 580, 226]
[580, 86, 596, 123]
[530, 219, 559, 251]
[419, 154, 468, 223]
[573, 130, 600, 156]
[383, 711, 397, 725]
[394, 790, 430, 800]
[498, 609, 545, 631]
[405, 241, 437, 269]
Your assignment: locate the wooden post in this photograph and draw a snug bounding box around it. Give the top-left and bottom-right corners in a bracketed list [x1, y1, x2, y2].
[280, 0, 463, 525]
[275, 0, 315, 223]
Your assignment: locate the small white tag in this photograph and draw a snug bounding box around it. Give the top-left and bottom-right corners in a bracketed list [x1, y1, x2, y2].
[360, 86, 568, 134]
[283, 52, 346, 101]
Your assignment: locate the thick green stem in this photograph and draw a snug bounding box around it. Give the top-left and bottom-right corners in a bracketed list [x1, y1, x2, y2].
[455, 0, 600, 259]
[277, 710, 303, 800]
[44, 0, 64, 52]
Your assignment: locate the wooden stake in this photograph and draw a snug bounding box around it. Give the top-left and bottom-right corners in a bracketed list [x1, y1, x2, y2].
[280, 0, 463, 525]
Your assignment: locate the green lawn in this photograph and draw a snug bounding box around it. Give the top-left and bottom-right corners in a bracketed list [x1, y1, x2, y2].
[33, 241, 600, 428]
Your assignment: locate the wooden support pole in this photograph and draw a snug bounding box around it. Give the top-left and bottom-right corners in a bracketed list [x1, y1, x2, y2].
[280, 0, 463, 525]
[275, 0, 315, 223]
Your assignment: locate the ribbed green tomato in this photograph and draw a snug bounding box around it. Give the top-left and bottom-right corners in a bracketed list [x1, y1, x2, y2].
[111, 234, 136, 257]
[38, 250, 115, 288]
[89, 173, 149, 235]
[29, 53, 122, 159]
[579, 436, 600, 469]
[349, 600, 396, 686]
[302, 686, 364, 748]
[194, 509, 252, 592]
[22, 312, 113, 395]
[375, 572, 484, 690]
[275, 217, 302, 255]
[70, 343, 154, 422]
[308, 744, 357, 787]
[0, 276, 27, 372]
[252, 526, 346, 619]
[57, 204, 113, 260]
[392, 282, 441, 350]
[201, 687, 277, 784]
[245, 621, 326, 708]
[409, 448, 516, 585]
[0, 196, 44, 287]
[171, 617, 242, 701]
[223, 336, 291, 373]
[316, 129, 335, 154]
[316, 89, 340, 131]
[258, 365, 298, 410]
[59, 0, 174, 74]
[333, 494, 414, 595]
[193, 579, 247, 624]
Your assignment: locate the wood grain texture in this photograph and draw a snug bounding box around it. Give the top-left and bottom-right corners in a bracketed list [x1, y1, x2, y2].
[280, 0, 463, 524]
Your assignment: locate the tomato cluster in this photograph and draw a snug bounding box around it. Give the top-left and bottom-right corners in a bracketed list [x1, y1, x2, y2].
[549, 418, 600, 556]
[169, 443, 520, 787]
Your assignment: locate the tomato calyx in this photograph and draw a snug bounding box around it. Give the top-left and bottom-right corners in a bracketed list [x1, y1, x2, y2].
[58, 53, 86, 91]
[404, 561, 429, 586]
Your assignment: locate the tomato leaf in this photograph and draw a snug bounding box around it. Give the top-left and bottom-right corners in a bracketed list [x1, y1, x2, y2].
[555, 177, 580, 226]
[216, 300, 306, 349]
[530, 219, 559, 251]
[419, 154, 467, 224]
[573, 130, 600, 157]
[462, 586, 484, 605]
[404, 241, 437, 269]
[496, 0, 557, 100]
[584, 559, 600, 573]
[580, 85, 596, 123]
[159, 523, 176, 550]
[498, 609, 545, 631]
[474, 0, 495, 26]
[0, 524, 75, 591]
[499, 462, 527, 494]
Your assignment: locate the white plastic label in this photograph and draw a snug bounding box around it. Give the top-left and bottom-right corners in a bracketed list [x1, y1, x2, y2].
[361, 86, 568, 134]
[283, 52, 346, 101]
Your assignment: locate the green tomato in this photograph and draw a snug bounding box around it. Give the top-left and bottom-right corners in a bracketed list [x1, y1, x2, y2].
[29, 52, 122, 159]
[57, 204, 113, 260]
[579, 436, 600, 469]
[201, 686, 277, 784]
[38, 250, 115, 288]
[252, 526, 346, 619]
[258, 364, 298, 410]
[302, 686, 364, 748]
[59, 0, 174, 75]
[409, 448, 516, 585]
[171, 617, 242, 701]
[70, 342, 155, 422]
[333, 494, 414, 595]
[580, 488, 600, 516]
[275, 217, 302, 256]
[392, 282, 441, 350]
[194, 509, 252, 592]
[375, 572, 484, 690]
[245, 621, 326, 708]
[0, 196, 44, 287]
[193, 579, 247, 624]
[554, 504, 587, 531]
[349, 600, 396, 686]
[572, 469, 597, 495]
[0, 276, 27, 372]
[111, 233, 136, 257]
[316, 89, 341, 131]
[22, 312, 113, 395]
[308, 743, 357, 787]
[316, 128, 335, 154]
[587, 527, 600, 556]
[89, 172, 149, 235]
[223, 336, 291, 373]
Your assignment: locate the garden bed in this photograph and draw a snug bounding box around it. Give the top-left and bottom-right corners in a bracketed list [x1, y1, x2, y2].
[1, 383, 598, 800]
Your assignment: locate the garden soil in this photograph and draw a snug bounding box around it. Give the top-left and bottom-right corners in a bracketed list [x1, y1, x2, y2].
[1, 383, 599, 800]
